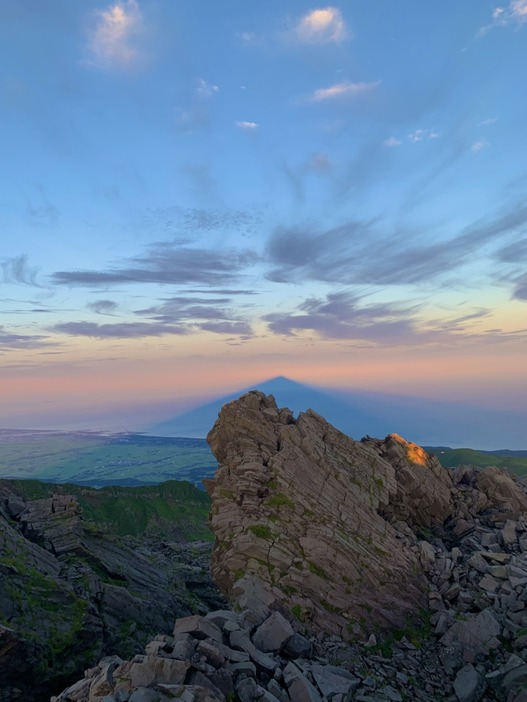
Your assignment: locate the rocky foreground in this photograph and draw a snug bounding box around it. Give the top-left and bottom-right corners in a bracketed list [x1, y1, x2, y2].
[52, 391, 527, 702]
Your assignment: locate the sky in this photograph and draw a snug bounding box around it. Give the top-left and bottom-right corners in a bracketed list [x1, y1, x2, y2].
[1, 0, 527, 433]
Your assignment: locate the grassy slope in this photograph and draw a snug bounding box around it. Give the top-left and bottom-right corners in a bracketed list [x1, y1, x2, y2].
[425, 447, 527, 477]
[9, 479, 213, 541]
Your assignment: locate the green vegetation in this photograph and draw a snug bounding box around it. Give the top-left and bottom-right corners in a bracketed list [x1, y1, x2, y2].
[267, 492, 294, 508]
[425, 446, 527, 477]
[307, 560, 329, 580]
[0, 430, 217, 487]
[9, 479, 213, 540]
[248, 524, 273, 539]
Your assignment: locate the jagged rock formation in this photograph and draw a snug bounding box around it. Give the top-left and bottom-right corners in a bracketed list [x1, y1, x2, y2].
[205, 391, 527, 641]
[0, 481, 224, 702]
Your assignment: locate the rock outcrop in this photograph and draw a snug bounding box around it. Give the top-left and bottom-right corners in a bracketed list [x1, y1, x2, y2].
[205, 391, 527, 641]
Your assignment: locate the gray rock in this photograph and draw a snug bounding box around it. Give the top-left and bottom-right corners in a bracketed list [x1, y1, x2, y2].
[174, 615, 223, 643]
[253, 612, 294, 653]
[453, 664, 486, 702]
[229, 630, 278, 673]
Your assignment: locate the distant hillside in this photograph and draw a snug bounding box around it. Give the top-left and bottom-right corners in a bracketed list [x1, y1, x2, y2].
[425, 446, 527, 477]
[9, 478, 212, 540]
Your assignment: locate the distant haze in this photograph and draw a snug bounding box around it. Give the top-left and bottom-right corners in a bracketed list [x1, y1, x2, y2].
[147, 376, 527, 451]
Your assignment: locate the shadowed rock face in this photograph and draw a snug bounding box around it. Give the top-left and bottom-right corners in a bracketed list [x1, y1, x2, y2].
[205, 391, 456, 638]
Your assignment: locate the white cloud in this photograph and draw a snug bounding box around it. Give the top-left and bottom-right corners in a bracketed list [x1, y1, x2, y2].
[87, 0, 143, 68]
[480, 117, 497, 126]
[408, 128, 440, 142]
[294, 7, 348, 44]
[196, 79, 219, 99]
[478, 1, 527, 36]
[236, 121, 259, 131]
[383, 137, 402, 148]
[308, 80, 379, 102]
[471, 140, 489, 153]
[511, 0, 527, 20]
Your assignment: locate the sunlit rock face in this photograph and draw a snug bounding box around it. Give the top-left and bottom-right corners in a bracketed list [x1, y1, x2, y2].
[205, 391, 454, 638]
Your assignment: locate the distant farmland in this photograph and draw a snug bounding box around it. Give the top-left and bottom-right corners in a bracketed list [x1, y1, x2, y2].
[0, 429, 217, 488]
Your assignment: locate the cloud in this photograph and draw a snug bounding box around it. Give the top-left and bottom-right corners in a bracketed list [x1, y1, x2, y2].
[134, 295, 254, 338]
[263, 291, 519, 347]
[87, 0, 144, 69]
[305, 153, 332, 172]
[306, 81, 379, 103]
[52, 321, 189, 339]
[408, 128, 440, 142]
[52, 241, 259, 288]
[513, 273, 527, 300]
[478, 1, 527, 36]
[294, 7, 348, 44]
[196, 79, 219, 99]
[265, 200, 527, 288]
[236, 121, 259, 131]
[471, 139, 489, 153]
[1, 255, 41, 287]
[383, 137, 402, 148]
[0, 325, 51, 350]
[87, 299, 119, 314]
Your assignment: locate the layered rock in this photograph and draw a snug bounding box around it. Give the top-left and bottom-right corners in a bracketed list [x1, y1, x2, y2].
[206, 392, 447, 637]
[205, 391, 527, 642]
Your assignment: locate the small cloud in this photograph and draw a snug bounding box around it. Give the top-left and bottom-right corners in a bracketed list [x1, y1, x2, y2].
[480, 117, 497, 126]
[471, 139, 489, 153]
[306, 153, 332, 172]
[383, 137, 402, 148]
[236, 120, 259, 131]
[493, 7, 506, 18]
[1, 255, 41, 287]
[307, 80, 379, 103]
[408, 128, 440, 143]
[294, 7, 348, 44]
[87, 299, 119, 314]
[236, 31, 264, 47]
[87, 0, 143, 69]
[196, 78, 219, 99]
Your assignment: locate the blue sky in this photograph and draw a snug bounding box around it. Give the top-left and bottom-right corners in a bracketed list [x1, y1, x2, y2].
[1, 1, 526, 430]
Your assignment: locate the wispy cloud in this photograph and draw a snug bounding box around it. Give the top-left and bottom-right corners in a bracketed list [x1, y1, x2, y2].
[196, 79, 219, 99]
[52, 240, 259, 288]
[306, 80, 379, 103]
[87, 0, 144, 69]
[263, 291, 504, 347]
[87, 299, 119, 315]
[265, 199, 527, 288]
[236, 120, 259, 131]
[513, 273, 527, 300]
[294, 7, 348, 44]
[1, 255, 41, 287]
[52, 321, 189, 339]
[477, 1, 527, 36]
[0, 325, 51, 350]
[408, 128, 440, 142]
[383, 137, 402, 148]
[471, 139, 489, 153]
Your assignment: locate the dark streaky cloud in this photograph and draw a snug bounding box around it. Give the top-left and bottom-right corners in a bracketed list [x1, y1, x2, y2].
[53, 244, 259, 288]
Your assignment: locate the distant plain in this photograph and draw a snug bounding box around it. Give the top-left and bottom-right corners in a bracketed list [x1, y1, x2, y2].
[1, 428, 526, 487]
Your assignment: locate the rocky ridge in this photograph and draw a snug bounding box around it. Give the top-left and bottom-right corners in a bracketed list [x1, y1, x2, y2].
[0, 481, 224, 702]
[205, 392, 527, 639]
